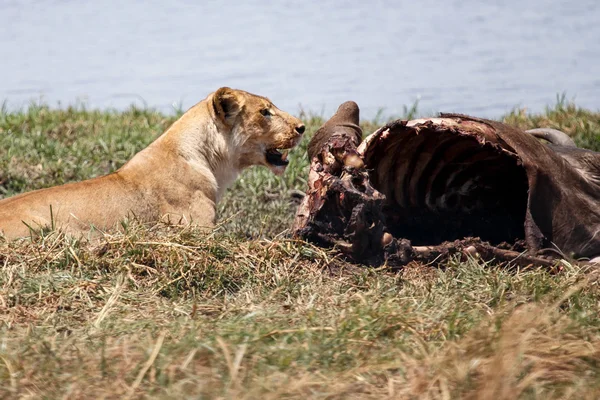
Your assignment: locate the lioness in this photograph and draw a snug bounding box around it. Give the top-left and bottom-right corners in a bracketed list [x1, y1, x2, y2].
[0, 87, 305, 239]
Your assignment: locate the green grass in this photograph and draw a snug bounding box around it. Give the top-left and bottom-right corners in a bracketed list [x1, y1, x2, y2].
[1, 100, 600, 398]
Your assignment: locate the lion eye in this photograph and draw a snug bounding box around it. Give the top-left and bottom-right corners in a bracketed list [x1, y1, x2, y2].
[260, 109, 272, 117]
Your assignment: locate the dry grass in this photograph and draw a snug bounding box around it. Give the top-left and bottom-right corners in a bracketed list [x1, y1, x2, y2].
[1, 100, 600, 398]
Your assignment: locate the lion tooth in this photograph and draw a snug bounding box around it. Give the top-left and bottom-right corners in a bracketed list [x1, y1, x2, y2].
[281, 150, 289, 161]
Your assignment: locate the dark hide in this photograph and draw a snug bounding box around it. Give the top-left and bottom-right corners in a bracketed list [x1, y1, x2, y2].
[293, 107, 600, 268]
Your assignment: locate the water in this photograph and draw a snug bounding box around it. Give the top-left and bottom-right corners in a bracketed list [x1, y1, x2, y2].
[1, 0, 599, 119]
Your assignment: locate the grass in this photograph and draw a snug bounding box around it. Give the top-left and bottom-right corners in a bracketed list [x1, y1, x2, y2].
[1, 99, 600, 398]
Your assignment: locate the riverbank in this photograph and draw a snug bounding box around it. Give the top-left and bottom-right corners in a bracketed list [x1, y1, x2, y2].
[1, 101, 600, 398]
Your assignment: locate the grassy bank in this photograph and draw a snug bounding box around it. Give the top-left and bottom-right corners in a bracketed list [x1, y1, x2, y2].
[1, 101, 600, 399]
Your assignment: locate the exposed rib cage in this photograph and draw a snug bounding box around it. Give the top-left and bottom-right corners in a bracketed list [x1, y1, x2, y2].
[360, 120, 528, 245]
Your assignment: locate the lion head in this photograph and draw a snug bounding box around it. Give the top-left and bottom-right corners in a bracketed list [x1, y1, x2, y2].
[211, 87, 305, 175]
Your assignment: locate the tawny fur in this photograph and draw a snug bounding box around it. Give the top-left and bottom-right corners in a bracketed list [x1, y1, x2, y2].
[0, 87, 304, 239]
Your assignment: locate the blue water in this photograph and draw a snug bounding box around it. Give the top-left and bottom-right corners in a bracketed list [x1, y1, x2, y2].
[1, 0, 599, 119]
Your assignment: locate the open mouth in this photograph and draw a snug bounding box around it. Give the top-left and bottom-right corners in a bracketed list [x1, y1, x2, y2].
[266, 148, 290, 166]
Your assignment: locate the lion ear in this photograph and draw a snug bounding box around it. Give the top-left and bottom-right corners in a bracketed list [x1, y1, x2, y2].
[212, 87, 241, 126]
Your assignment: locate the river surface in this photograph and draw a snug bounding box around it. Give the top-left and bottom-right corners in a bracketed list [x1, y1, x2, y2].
[1, 0, 599, 119]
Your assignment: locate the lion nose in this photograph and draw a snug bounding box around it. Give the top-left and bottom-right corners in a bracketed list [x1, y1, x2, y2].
[295, 124, 305, 135]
